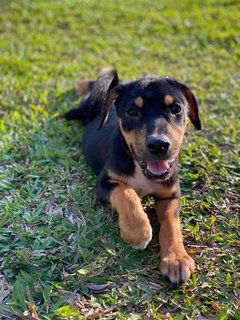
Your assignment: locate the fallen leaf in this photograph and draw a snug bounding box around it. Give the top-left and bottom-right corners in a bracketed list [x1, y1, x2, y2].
[86, 282, 114, 293]
[211, 302, 221, 313]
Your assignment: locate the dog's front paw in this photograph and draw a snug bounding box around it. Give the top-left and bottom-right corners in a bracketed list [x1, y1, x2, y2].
[131, 228, 152, 250]
[120, 219, 152, 250]
[160, 251, 195, 285]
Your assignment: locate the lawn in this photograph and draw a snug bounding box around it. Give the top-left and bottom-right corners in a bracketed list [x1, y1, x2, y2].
[0, 0, 239, 319]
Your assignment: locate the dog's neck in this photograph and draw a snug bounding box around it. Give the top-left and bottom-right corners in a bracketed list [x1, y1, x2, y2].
[125, 149, 134, 158]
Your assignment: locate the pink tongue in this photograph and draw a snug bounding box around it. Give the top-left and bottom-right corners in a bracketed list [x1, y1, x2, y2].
[147, 160, 169, 175]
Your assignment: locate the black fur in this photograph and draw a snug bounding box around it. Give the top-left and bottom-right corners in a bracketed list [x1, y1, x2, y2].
[64, 70, 201, 203]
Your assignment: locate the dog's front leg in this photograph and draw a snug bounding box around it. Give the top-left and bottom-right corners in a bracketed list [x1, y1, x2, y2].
[155, 198, 195, 284]
[110, 183, 152, 250]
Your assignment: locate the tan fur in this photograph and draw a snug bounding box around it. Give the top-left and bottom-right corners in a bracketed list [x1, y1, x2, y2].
[108, 164, 177, 199]
[166, 123, 186, 156]
[164, 95, 174, 105]
[134, 97, 144, 108]
[118, 119, 142, 147]
[99, 67, 116, 76]
[155, 199, 195, 283]
[118, 120, 148, 158]
[76, 80, 90, 94]
[119, 119, 186, 164]
[110, 183, 152, 248]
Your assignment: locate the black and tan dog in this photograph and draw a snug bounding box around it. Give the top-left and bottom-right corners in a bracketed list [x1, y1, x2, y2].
[64, 68, 201, 285]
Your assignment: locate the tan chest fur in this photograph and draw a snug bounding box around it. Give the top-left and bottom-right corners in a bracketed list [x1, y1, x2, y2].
[127, 162, 158, 197]
[108, 162, 175, 198]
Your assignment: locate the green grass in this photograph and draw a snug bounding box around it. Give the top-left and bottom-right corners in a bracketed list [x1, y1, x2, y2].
[0, 0, 239, 319]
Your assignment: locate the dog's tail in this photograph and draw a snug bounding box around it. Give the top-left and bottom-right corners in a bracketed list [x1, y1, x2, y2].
[64, 68, 119, 126]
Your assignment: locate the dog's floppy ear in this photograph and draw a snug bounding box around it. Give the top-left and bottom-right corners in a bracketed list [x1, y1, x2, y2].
[88, 68, 119, 108]
[167, 79, 201, 130]
[98, 84, 124, 130]
[99, 68, 120, 96]
[180, 83, 201, 130]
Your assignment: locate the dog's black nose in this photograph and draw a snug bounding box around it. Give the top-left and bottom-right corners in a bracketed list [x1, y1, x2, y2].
[146, 135, 170, 155]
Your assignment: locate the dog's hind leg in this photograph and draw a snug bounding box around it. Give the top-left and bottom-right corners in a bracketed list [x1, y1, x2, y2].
[64, 68, 119, 124]
[76, 80, 95, 95]
[76, 68, 117, 95]
[64, 93, 90, 121]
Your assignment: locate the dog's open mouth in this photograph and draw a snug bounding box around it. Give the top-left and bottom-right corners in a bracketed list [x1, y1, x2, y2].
[139, 159, 175, 180]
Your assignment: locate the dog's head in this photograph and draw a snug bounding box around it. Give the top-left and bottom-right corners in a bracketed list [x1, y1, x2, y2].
[99, 76, 201, 181]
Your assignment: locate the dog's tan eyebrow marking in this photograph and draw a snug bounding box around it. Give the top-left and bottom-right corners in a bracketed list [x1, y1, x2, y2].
[164, 95, 174, 106]
[134, 97, 144, 108]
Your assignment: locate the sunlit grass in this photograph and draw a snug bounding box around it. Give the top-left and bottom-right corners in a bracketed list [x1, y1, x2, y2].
[0, 0, 239, 319]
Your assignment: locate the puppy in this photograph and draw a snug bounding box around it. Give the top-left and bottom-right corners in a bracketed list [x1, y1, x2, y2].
[65, 68, 201, 285]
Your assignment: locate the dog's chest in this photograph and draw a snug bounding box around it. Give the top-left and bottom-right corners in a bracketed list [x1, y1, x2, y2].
[127, 163, 158, 198]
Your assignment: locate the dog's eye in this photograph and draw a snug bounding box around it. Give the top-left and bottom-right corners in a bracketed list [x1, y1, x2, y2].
[127, 107, 139, 117]
[171, 104, 181, 114]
